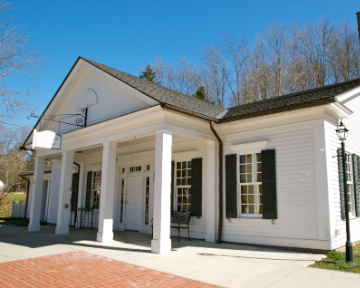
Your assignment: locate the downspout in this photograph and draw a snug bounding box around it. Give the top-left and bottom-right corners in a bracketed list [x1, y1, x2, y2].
[21, 176, 30, 219]
[210, 121, 223, 243]
[73, 162, 81, 227]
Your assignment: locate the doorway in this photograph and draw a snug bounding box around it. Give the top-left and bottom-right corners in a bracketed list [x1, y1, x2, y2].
[124, 175, 142, 231]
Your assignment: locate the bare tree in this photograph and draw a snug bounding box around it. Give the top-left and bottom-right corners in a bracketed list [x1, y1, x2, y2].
[0, 125, 32, 207]
[145, 19, 360, 108]
[0, 1, 41, 127]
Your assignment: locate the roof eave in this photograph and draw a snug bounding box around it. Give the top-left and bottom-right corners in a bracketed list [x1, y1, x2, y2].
[218, 97, 336, 124]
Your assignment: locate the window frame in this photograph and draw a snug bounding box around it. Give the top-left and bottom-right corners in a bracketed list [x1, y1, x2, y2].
[237, 152, 263, 218]
[91, 170, 101, 210]
[236, 151, 263, 218]
[173, 160, 192, 212]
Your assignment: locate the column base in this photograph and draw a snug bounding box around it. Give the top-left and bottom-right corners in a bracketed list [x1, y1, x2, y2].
[151, 239, 172, 254]
[28, 222, 40, 232]
[97, 231, 114, 243]
[205, 233, 216, 242]
[55, 225, 69, 235]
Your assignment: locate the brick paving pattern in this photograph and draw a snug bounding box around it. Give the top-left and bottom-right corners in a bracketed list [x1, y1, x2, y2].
[0, 251, 223, 287]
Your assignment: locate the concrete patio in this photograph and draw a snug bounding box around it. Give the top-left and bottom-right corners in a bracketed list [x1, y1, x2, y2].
[1, 224, 360, 288]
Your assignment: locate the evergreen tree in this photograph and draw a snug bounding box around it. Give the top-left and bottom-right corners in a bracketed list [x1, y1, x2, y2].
[193, 86, 211, 103]
[139, 65, 160, 84]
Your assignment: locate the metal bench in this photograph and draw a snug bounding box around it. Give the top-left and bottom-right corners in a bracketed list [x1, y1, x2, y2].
[171, 211, 191, 243]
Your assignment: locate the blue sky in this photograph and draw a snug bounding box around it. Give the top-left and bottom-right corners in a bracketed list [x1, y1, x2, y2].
[7, 0, 360, 127]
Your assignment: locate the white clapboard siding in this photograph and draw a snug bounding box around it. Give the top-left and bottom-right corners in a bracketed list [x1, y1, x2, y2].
[47, 164, 61, 224]
[221, 122, 322, 249]
[330, 95, 360, 248]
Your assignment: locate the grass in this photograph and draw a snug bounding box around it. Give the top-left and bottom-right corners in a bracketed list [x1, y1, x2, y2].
[0, 218, 48, 226]
[310, 242, 360, 273]
[0, 192, 27, 218]
[0, 218, 30, 226]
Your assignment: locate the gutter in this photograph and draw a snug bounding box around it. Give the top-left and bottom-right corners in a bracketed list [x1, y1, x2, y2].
[210, 121, 223, 243]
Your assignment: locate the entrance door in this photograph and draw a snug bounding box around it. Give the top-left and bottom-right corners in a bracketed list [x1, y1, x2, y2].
[125, 175, 142, 231]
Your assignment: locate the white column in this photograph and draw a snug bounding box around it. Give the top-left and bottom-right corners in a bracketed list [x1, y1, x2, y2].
[151, 130, 172, 254]
[206, 140, 217, 242]
[55, 150, 74, 235]
[28, 156, 46, 231]
[97, 142, 117, 243]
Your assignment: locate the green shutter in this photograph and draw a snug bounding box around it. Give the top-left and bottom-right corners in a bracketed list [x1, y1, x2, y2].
[225, 154, 237, 218]
[71, 172, 79, 211]
[85, 171, 92, 210]
[191, 158, 202, 217]
[337, 148, 346, 220]
[171, 161, 174, 213]
[352, 154, 360, 217]
[262, 149, 277, 219]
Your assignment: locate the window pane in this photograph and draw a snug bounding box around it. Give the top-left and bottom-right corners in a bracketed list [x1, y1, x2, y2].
[240, 165, 245, 173]
[182, 161, 187, 168]
[241, 195, 247, 203]
[246, 154, 252, 163]
[241, 186, 247, 194]
[248, 205, 255, 214]
[248, 185, 254, 194]
[241, 205, 248, 213]
[240, 174, 246, 183]
[256, 153, 261, 162]
[257, 173, 262, 182]
[239, 155, 245, 164]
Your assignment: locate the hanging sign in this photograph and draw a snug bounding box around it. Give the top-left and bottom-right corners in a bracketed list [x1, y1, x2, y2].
[32, 129, 61, 150]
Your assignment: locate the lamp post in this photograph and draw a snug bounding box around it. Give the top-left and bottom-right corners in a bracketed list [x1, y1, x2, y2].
[336, 121, 354, 264]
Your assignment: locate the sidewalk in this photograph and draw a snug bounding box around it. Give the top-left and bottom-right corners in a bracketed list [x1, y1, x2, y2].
[1, 224, 360, 288]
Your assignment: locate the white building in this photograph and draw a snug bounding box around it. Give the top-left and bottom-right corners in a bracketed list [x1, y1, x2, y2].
[22, 57, 360, 254]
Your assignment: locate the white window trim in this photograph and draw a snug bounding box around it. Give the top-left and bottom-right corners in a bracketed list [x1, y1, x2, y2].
[236, 149, 264, 219]
[230, 140, 268, 155]
[228, 140, 268, 219]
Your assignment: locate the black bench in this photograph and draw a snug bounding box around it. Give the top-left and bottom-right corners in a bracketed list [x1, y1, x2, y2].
[151, 211, 192, 243]
[171, 211, 191, 243]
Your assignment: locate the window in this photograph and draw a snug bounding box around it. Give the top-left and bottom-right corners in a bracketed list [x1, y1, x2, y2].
[145, 177, 150, 225]
[174, 161, 192, 212]
[239, 153, 262, 215]
[226, 150, 277, 219]
[119, 178, 124, 223]
[92, 171, 101, 209]
[345, 154, 356, 217]
[129, 165, 141, 173]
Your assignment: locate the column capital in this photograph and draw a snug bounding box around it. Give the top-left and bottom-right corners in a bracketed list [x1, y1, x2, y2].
[155, 129, 173, 136]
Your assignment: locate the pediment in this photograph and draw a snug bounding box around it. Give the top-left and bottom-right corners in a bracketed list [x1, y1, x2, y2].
[24, 59, 159, 147]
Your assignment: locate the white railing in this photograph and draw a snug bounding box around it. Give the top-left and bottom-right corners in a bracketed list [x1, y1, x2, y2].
[11, 201, 26, 218]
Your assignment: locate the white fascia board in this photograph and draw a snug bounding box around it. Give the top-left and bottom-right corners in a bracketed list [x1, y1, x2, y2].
[81, 60, 159, 106]
[325, 101, 353, 119]
[335, 86, 360, 104]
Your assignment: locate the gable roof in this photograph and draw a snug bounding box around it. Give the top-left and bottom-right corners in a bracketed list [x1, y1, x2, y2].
[81, 58, 225, 119]
[221, 78, 360, 122]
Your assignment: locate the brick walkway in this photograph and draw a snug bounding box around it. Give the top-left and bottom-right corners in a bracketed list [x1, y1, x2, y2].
[0, 251, 223, 287]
